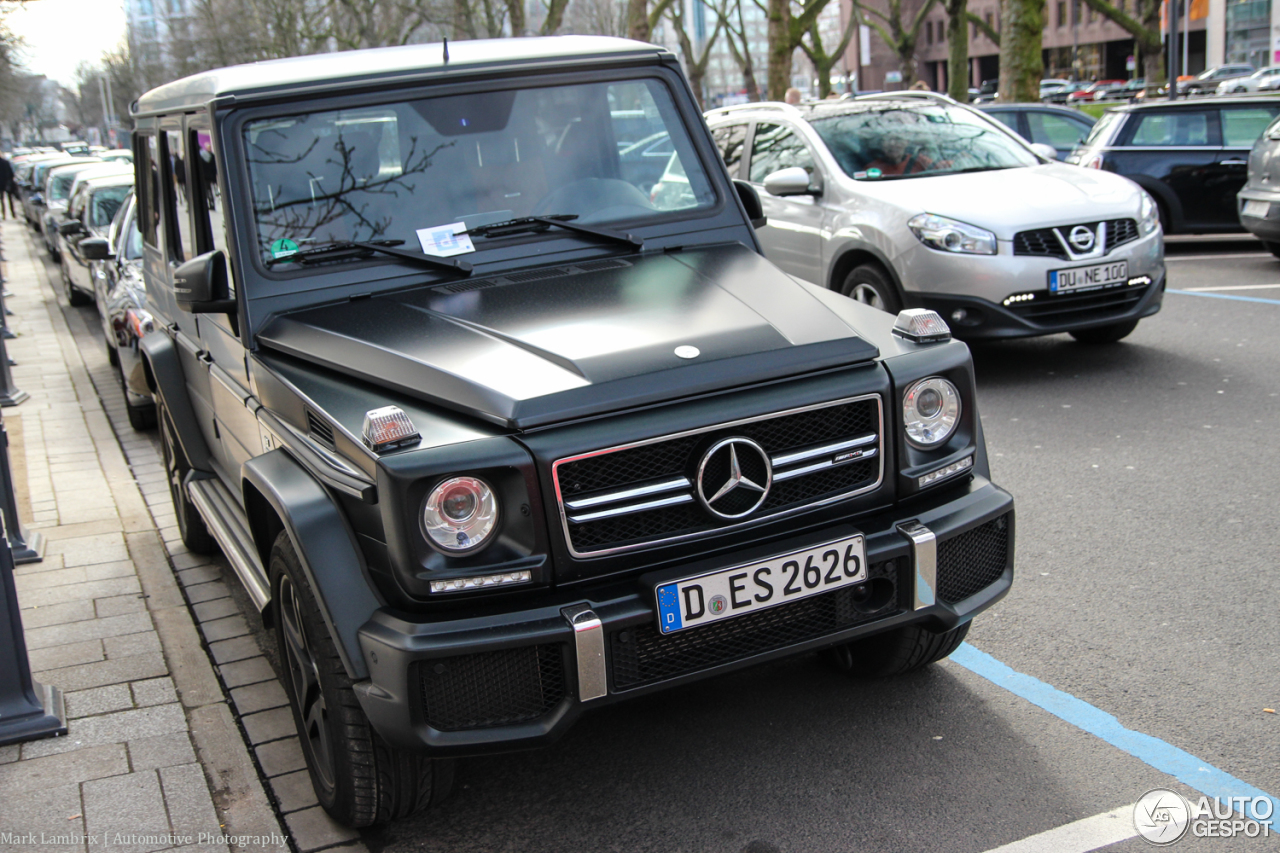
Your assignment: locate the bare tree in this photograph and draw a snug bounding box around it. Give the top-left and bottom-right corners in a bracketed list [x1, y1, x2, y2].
[765, 0, 840, 101]
[664, 0, 724, 109]
[997, 0, 1041, 101]
[564, 0, 629, 36]
[713, 0, 762, 101]
[851, 0, 939, 87]
[798, 9, 858, 97]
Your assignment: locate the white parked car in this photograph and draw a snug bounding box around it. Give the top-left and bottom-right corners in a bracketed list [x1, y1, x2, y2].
[1217, 66, 1280, 94]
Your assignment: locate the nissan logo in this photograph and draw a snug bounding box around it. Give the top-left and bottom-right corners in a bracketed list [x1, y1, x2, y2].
[1068, 225, 1096, 252]
[695, 437, 772, 520]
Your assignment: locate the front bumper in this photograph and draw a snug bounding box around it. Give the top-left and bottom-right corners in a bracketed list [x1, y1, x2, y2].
[1237, 189, 1280, 241]
[354, 476, 1014, 756]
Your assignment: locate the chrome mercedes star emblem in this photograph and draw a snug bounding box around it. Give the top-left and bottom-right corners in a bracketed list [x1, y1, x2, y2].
[1068, 225, 1096, 252]
[696, 437, 772, 519]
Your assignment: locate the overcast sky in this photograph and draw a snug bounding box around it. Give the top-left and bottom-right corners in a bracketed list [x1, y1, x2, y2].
[8, 0, 127, 87]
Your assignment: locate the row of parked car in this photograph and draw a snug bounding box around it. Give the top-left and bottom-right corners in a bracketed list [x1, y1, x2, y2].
[1038, 64, 1280, 104]
[690, 89, 1280, 342]
[8, 147, 156, 429]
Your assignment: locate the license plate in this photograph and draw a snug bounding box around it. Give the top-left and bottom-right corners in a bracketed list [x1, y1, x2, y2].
[1243, 199, 1270, 217]
[655, 534, 867, 634]
[1049, 260, 1128, 294]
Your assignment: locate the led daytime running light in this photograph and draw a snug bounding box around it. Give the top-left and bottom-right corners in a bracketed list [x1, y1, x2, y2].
[917, 455, 973, 488]
[430, 570, 531, 594]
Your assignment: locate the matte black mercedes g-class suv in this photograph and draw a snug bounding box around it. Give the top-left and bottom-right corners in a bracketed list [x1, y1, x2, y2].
[131, 36, 1015, 827]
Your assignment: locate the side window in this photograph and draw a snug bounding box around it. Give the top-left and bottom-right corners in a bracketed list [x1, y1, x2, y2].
[1028, 112, 1093, 149]
[138, 134, 161, 248]
[987, 111, 1021, 133]
[164, 129, 197, 262]
[748, 123, 816, 183]
[711, 124, 748, 177]
[193, 130, 227, 254]
[1128, 112, 1209, 146]
[1221, 107, 1279, 147]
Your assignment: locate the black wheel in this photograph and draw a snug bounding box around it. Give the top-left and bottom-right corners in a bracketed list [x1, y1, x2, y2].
[157, 403, 216, 553]
[1069, 319, 1138, 344]
[822, 622, 970, 678]
[1262, 240, 1280, 260]
[67, 285, 93, 307]
[126, 396, 157, 431]
[838, 263, 903, 313]
[271, 531, 454, 827]
[106, 341, 119, 368]
[1155, 199, 1172, 234]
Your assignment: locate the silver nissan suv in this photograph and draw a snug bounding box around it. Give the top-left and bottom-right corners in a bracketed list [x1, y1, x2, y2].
[704, 93, 1166, 343]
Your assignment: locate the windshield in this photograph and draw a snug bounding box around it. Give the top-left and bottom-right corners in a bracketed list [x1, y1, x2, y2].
[242, 78, 715, 264]
[809, 104, 1039, 180]
[91, 185, 131, 229]
[50, 171, 79, 201]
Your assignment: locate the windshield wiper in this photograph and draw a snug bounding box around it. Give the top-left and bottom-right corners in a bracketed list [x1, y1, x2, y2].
[948, 165, 1017, 175]
[465, 215, 643, 251]
[267, 239, 473, 276]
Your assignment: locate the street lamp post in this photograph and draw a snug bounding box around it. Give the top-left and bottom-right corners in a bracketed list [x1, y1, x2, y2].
[1168, 0, 1179, 100]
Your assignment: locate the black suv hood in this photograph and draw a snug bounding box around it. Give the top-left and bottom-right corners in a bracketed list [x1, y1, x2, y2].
[256, 244, 878, 429]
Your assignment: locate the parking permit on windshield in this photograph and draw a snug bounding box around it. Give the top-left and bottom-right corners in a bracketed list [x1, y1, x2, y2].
[417, 222, 475, 257]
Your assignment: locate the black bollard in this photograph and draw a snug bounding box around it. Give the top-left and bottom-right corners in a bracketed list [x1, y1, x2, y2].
[0, 532, 66, 746]
[0, 412, 40, 564]
[0, 322, 23, 407]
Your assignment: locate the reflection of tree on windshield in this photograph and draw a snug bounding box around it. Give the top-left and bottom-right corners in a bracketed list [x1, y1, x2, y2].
[247, 126, 453, 256]
[812, 106, 1034, 179]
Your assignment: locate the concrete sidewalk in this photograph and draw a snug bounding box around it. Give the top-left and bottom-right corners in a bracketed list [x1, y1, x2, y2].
[0, 220, 289, 853]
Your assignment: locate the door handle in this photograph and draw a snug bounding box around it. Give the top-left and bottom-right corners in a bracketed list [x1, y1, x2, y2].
[1220, 159, 1248, 166]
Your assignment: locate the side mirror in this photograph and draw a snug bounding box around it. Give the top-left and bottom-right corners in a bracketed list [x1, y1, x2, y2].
[174, 250, 235, 314]
[29, 192, 42, 205]
[80, 237, 114, 261]
[58, 219, 83, 236]
[1030, 143, 1058, 161]
[763, 167, 815, 197]
[733, 180, 767, 229]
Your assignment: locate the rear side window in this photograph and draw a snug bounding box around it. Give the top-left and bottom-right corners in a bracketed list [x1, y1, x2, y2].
[1221, 107, 1279, 146]
[137, 135, 161, 247]
[1027, 112, 1093, 149]
[1128, 112, 1210, 146]
[711, 124, 748, 176]
[748, 123, 816, 183]
[164, 129, 198, 262]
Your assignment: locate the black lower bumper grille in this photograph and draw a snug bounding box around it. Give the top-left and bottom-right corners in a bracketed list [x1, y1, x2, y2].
[937, 513, 1011, 604]
[1008, 283, 1149, 325]
[610, 560, 900, 690]
[417, 644, 566, 731]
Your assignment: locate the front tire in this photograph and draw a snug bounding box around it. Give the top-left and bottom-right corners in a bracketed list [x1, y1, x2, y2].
[822, 622, 970, 678]
[157, 402, 216, 553]
[270, 531, 454, 827]
[1262, 240, 1280, 260]
[838, 263, 903, 313]
[1069, 319, 1138, 344]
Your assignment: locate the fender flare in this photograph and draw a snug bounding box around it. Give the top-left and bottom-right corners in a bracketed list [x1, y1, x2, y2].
[139, 331, 212, 472]
[242, 449, 379, 680]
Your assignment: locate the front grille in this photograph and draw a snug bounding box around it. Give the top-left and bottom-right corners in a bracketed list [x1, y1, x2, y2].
[1013, 219, 1139, 260]
[937, 513, 1011, 604]
[417, 644, 566, 731]
[554, 397, 883, 557]
[610, 559, 901, 690]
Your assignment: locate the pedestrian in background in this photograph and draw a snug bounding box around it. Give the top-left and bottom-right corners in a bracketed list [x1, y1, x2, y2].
[0, 153, 13, 220]
[784, 87, 802, 105]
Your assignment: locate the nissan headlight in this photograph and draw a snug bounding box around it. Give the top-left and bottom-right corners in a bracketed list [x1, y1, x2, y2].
[422, 476, 499, 554]
[908, 213, 997, 255]
[1138, 192, 1160, 235]
[903, 377, 961, 448]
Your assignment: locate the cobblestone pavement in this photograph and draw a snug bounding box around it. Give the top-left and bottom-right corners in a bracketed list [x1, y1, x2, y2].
[0, 218, 354, 853]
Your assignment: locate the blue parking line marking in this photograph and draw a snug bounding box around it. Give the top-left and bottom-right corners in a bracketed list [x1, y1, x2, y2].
[951, 643, 1280, 817]
[1168, 289, 1280, 305]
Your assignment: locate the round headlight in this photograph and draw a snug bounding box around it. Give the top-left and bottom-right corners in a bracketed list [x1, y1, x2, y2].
[903, 377, 961, 447]
[422, 476, 499, 553]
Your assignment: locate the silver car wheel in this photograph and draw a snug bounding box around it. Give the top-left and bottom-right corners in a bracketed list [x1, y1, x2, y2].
[850, 283, 886, 310]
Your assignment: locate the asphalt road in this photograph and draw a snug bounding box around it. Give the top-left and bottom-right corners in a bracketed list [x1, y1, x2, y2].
[47, 234, 1280, 853]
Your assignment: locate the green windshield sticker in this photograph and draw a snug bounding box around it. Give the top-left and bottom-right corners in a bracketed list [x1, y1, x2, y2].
[270, 238, 299, 259]
[865, 168, 882, 179]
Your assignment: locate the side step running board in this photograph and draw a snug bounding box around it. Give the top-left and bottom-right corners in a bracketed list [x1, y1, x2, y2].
[187, 478, 271, 612]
